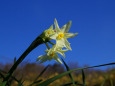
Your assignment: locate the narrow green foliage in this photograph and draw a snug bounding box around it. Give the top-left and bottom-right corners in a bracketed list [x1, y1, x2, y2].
[30, 80, 42, 86]
[30, 65, 49, 86]
[14, 57, 16, 64]
[101, 79, 105, 86]
[4, 32, 49, 82]
[34, 65, 49, 81]
[110, 79, 113, 86]
[82, 69, 86, 86]
[0, 81, 7, 86]
[0, 72, 5, 79]
[59, 81, 83, 86]
[18, 80, 24, 86]
[61, 58, 76, 86]
[36, 62, 115, 86]
[0, 68, 20, 84]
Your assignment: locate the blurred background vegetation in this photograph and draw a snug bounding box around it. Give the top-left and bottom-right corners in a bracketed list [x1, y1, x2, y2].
[0, 62, 115, 86]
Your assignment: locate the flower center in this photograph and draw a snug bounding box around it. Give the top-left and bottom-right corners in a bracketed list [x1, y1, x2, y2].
[58, 33, 64, 39]
[50, 52, 55, 57]
[48, 31, 50, 34]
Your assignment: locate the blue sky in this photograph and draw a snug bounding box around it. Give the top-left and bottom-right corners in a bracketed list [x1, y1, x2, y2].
[0, 0, 115, 69]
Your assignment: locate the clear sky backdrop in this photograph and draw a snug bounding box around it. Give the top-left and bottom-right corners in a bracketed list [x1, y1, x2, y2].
[0, 0, 115, 69]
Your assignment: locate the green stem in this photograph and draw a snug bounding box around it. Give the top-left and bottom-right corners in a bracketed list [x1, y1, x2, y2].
[0, 69, 19, 83]
[48, 41, 55, 45]
[45, 42, 50, 49]
[4, 34, 48, 82]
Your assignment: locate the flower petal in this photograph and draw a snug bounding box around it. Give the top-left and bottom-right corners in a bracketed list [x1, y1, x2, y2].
[49, 33, 58, 40]
[37, 55, 48, 63]
[64, 39, 72, 50]
[54, 54, 62, 64]
[60, 24, 66, 33]
[61, 21, 72, 33]
[64, 33, 78, 39]
[49, 24, 53, 30]
[56, 38, 65, 48]
[54, 18, 61, 32]
[56, 50, 66, 57]
[56, 49, 68, 58]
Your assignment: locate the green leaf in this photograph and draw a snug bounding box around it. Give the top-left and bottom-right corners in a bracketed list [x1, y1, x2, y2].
[34, 65, 49, 81]
[36, 62, 115, 86]
[82, 69, 86, 86]
[29, 65, 49, 86]
[101, 79, 105, 86]
[61, 58, 76, 86]
[18, 80, 24, 86]
[110, 79, 113, 86]
[59, 81, 83, 86]
[31, 79, 42, 85]
[0, 81, 7, 86]
[0, 68, 20, 83]
[0, 72, 5, 79]
[4, 34, 46, 81]
[14, 57, 16, 64]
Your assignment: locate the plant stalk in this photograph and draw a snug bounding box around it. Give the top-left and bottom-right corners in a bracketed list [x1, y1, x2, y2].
[4, 33, 48, 82]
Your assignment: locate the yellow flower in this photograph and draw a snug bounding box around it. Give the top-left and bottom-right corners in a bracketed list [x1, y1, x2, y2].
[44, 25, 55, 37]
[50, 19, 78, 50]
[37, 45, 68, 64]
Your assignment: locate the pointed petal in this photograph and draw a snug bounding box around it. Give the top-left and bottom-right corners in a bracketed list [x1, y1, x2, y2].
[64, 33, 78, 39]
[60, 24, 66, 33]
[57, 50, 66, 57]
[56, 38, 65, 48]
[37, 55, 49, 63]
[54, 54, 62, 64]
[54, 18, 61, 32]
[49, 24, 53, 30]
[40, 57, 49, 63]
[56, 49, 68, 58]
[61, 21, 72, 33]
[64, 39, 72, 50]
[49, 33, 58, 40]
[47, 45, 56, 56]
[36, 55, 45, 61]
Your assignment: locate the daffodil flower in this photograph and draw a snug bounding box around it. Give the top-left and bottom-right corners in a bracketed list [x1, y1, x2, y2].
[47, 45, 68, 58]
[50, 19, 78, 50]
[37, 46, 62, 64]
[36, 52, 62, 64]
[44, 25, 55, 38]
[37, 45, 68, 64]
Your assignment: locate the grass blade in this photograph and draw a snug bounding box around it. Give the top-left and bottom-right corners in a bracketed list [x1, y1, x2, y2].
[0, 68, 20, 83]
[110, 79, 113, 86]
[18, 80, 25, 86]
[61, 58, 76, 86]
[59, 81, 83, 86]
[34, 65, 49, 81]
[0, 81, 7, 86]
[101, 79, 105, 86]
[30, 80, 42, 86]
[36, 62, 115, 86]
[14, 57, 16, 64]
[0, 72, 5, 79]
[82, 69, 86, 86]
[30, 65, 49, 86]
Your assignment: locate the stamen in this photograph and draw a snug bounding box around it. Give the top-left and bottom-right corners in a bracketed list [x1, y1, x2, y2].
[58, 33, 64, 39]
[50, 52, 55, 57]
[48, 31, 50, 34]
[54, 29, 56, 32]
